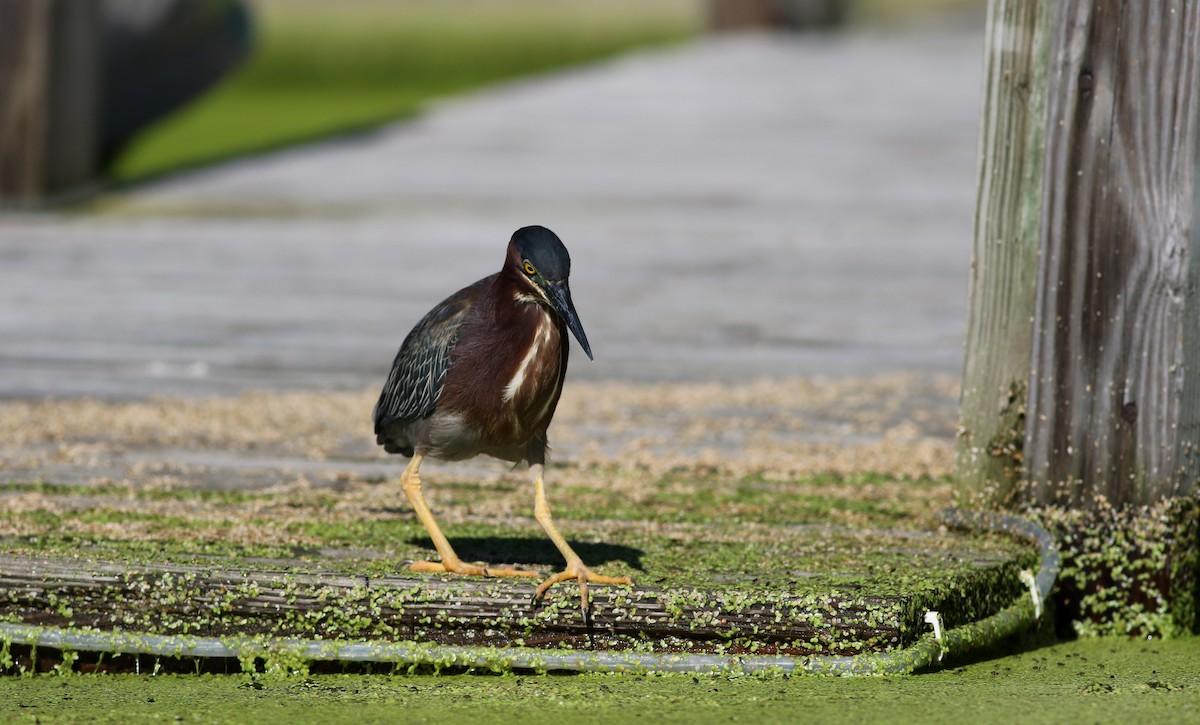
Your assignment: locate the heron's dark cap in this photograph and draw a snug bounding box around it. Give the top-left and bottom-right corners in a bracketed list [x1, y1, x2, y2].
[511, 225, 570, 280]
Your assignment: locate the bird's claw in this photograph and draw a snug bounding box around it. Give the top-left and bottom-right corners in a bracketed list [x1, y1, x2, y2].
[532, 564, 633, 620]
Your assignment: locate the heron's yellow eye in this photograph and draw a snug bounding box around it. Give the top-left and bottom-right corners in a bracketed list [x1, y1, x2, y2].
[523, 260, 537, 275]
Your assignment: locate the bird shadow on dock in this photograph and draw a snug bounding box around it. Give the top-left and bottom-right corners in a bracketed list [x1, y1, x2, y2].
[405, 536, 644, 572]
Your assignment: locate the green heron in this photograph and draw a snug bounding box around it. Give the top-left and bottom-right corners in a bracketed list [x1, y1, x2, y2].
[374, 225, 632, 614]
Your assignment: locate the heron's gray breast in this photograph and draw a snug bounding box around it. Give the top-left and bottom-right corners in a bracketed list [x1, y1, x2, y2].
[415, 409, 531, 463]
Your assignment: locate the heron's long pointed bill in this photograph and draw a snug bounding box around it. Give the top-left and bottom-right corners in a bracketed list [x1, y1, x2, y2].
[545, 281, 593, 360]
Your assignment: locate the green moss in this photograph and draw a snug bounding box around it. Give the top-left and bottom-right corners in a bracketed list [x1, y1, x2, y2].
[986, 380, 1026, 505]
[1, 482, 130, 498]
[0, 532, 301, 563]
[0, 480, 280, 507]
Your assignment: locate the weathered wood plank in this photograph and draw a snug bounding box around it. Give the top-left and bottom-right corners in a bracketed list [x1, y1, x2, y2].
[0, 552, 1024, 656]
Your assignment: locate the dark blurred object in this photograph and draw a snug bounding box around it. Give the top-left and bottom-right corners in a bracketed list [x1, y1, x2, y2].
[708, 0, 845, 31]
[0, 0, 250, 205]
[0, 0, 101, 203]
[100, 0, 252, 169]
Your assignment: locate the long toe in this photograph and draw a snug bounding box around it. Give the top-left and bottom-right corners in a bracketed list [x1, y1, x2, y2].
[410, 560, 539, 577]
[533, 569, 580, 600]
[483, 565, 541, 578]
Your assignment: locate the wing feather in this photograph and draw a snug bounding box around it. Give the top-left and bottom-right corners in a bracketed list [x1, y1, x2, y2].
[372, 276, 490, 436]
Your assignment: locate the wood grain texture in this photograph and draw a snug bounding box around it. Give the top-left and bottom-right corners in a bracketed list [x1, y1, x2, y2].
[958, 0, 1054, 503]
[1026, 1, 1200, 506]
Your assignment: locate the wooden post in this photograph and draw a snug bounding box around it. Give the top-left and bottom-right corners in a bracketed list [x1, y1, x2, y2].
[957, 0, 1054, 505]
[0, 0, 101, 202]
[962, 0, 1200, 635]
[961, 0, 1200, 509]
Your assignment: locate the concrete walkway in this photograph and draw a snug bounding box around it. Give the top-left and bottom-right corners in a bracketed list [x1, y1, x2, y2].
[0, 30, 984, 399]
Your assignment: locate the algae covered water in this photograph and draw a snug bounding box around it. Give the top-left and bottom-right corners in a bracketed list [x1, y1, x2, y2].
[2, 637, 1197, 724]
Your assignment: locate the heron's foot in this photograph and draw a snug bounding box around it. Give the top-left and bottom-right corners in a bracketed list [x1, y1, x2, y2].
[534, 562, 633, 618]
[409, 559, 540, 578]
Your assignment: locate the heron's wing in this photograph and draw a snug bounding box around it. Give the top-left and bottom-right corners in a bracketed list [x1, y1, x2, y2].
[372, 276, 490, 433]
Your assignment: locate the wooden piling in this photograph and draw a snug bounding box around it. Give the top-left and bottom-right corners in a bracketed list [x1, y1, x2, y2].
[0, 0, 101, 202]
[960, 0, 1200, 634]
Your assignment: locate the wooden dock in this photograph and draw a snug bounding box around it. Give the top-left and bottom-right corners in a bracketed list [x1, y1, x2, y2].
[0, 527, 1033, 660]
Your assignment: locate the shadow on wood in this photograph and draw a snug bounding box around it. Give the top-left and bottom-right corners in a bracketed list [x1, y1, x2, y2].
[403, 536, 645, 572]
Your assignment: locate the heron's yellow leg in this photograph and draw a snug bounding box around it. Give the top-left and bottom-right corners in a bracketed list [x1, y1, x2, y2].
[401, 453, 537, 578]
[530, 464, 633, 615]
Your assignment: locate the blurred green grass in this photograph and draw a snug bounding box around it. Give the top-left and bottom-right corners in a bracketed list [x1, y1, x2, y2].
[109, 0, 703, 183]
